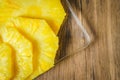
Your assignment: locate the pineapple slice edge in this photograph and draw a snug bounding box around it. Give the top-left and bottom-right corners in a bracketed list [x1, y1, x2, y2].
[0, 25, 33, 80]
[0, 41, 13, 80]
[9, 17, 58, 79]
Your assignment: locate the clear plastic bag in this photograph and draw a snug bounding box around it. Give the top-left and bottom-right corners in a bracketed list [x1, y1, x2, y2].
[55, 0, 94, 63]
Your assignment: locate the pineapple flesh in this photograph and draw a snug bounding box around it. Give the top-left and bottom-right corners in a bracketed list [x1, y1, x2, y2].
[0, 25, 33, 80]
[0, 41, 13, 80]
[10, 17, 58, 79]
[0, 0, 66, 34]
[0, 0, 65, 79]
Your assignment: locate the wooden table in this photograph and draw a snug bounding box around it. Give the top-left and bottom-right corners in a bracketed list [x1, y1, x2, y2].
[36, 0, 120, 80]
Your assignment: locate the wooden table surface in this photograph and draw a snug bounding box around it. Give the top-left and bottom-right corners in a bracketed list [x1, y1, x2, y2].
[36, 0, 120, 80]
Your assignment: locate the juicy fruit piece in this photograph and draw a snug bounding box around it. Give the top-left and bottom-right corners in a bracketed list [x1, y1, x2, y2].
[0, 25, 33, 80]
[21, 0, 66, 34]
[10, 17, 58, 79]
[0, 0, 66, 34]
[0, 42, 13, 80]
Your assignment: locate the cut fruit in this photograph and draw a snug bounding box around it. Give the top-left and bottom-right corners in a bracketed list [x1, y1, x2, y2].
[0, 42, 13, 80]
[10, 17, 58, 79]
[20, 0, 66, 34]
[0, 0, 66, 34]
[0, 25, 33, 80]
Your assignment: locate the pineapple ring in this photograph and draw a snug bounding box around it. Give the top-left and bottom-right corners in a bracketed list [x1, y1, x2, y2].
[0, 0, 66, 34]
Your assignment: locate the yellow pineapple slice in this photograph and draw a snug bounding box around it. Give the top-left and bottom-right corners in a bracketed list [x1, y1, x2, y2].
[21, 0, 66, 34]
[0, 0, 66, 34]
[10, 17, 58, 79]
[0, 42, 13, 80]
[0, 25, 33, 80]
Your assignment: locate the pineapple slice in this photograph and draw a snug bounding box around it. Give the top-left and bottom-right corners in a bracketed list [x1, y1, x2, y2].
[20, 0, 66, 34]
[10, 17, 58, 79]
[0, 42, 13, 80]
[0, 0, 66, 34]
[0, 25, 33, 80]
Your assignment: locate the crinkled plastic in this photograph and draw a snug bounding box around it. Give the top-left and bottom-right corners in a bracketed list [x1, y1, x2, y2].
[55, 0, 94, 63]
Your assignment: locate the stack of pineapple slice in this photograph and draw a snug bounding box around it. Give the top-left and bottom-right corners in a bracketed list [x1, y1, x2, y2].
[0, 0, 66, 80]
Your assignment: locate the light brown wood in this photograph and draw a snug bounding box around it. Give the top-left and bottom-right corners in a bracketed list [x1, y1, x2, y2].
[36, 0, 120, 80]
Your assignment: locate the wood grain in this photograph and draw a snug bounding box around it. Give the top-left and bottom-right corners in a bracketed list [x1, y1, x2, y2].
[36, 0, 120, 80]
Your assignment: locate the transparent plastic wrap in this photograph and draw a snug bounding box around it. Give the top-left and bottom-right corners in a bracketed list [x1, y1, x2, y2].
[55, 0, 94, 63]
